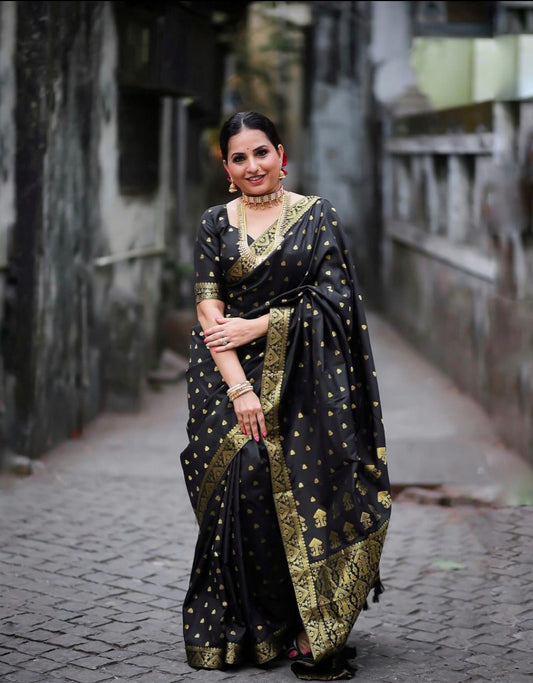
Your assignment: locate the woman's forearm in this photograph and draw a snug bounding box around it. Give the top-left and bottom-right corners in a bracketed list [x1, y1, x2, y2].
[250, 313, 269, 338]
[197, 301, 247, 387]
[197, 300, 267, 438]
[207, 349, 247, 388]
[197, 302, 270, 387]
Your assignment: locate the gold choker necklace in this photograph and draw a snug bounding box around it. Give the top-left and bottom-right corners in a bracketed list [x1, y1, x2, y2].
[241, 186, 284, 209]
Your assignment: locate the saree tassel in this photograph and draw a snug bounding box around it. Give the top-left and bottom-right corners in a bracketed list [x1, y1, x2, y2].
[372, 578, 385, 603]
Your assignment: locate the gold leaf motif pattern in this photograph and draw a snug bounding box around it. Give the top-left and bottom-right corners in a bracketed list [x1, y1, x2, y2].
[378, 491, 392, 509]
[314, 508, 328, 528]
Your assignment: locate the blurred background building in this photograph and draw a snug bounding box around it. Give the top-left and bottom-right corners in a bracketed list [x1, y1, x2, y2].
[0, 1, 531, 464]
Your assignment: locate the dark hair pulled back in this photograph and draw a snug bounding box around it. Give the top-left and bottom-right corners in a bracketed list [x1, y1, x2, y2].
[219, 111, 283, 161]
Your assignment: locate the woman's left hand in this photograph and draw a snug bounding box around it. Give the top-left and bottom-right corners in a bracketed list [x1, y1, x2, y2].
[203, 315, 267, 352]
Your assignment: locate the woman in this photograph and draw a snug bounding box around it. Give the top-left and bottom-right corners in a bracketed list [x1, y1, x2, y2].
[180, 111, 390, 681]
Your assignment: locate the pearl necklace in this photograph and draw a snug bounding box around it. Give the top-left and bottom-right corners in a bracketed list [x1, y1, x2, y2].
[241, 186, 284, 209]
[237, 192, 289, 269]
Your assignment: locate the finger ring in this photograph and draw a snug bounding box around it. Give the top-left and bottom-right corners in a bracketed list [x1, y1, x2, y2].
[221, 337, 229, 346]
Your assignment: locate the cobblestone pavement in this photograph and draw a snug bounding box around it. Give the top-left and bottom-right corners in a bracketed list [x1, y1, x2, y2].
[1, 319, 533, 682]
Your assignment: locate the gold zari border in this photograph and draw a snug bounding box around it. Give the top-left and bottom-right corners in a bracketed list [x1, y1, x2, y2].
[186, 626, 287, 668]
[260, 306, 389, 663]
[195, 281, 223, 303]
[260, 306, 319, 640]
[306, 521, 388, 653]
[226, 196, 319, 282]
[196, 424, 250, 524]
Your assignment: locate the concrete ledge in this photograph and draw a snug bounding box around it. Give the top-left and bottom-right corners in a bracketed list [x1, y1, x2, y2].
[386, 132, 494, 155]
[386, 220, 498, 283]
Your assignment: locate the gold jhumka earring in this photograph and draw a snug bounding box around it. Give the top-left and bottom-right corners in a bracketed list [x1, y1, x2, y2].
[229, 180, 238, 193]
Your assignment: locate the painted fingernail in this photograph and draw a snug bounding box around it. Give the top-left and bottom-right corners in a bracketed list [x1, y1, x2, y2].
[263, 432, 267, 437]
[255, 436, 259, 442]
[242, 429, 246, 435]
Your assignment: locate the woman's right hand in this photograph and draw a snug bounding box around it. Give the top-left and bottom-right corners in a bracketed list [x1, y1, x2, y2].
[203, 314, 269, 353]
[233, 390, 267, 442]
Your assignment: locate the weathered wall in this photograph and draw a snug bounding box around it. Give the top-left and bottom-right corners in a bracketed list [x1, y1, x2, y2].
[372, 2, 533, 462]
[372, 1, 533, 113]
[384, 229, 533, 463]
[94, 2, 171, 411]
[305, 1, 382, 305]
[382, 100, 533, 462]
[0, 2, 15, 250]
[0, 1, 16, 461]
[2, 1, 172, 458]
[8, 1, 106, 455]
[370, 0, 427, 115]
[0, 0, 242, 460]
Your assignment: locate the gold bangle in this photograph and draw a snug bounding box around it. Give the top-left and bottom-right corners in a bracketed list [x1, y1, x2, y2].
[229, 387, 254, 401]
[226, 381, 251, 397]
[227, 381, 249, 393]
[227, 384, 254, 401]
[228, 384, 252, 399]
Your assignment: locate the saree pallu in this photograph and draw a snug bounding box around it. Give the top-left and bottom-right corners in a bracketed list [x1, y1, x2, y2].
[180, 196, 391, 671]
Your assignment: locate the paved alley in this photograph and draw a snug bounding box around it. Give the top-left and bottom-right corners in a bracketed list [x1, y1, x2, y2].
[1, 315, 532, 683]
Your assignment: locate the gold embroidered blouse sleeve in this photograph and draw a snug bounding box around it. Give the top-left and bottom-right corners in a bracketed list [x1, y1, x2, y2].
[195, 282, 223, 304]
[194, 209, 225, 303]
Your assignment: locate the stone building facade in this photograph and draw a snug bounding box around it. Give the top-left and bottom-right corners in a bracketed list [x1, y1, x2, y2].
[0, 0, 244, 460]
[303, 1, 382, 304]
[285, 0, 533, 462]
[373, 1, 533, 463]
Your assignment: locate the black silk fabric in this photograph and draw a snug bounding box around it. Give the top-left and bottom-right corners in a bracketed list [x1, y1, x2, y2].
[180, 196, 391, 671]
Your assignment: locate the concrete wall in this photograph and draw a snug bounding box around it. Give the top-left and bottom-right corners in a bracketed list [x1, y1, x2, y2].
[382, 100, 533, 463]
[370, 1, 533, 461]
[0, 2, 15, 258]
[2, 1, 172, 458]
[384, 225, 533, 463]
[411, 34, 533, 108]
[371, 0, 424, 113]
[410, 38, 475, 109]
[371, 1, 533, 113]
[0, 0, 246, 460]
[0, 1, 16, 456]
[305, 1, 382, 304]
[94, 3, 171, 411]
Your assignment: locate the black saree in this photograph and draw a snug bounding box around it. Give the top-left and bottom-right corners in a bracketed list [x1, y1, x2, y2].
[180, 196, 391, 673]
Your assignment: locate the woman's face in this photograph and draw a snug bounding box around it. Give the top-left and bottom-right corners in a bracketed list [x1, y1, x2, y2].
[223, 127, 284, 196]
